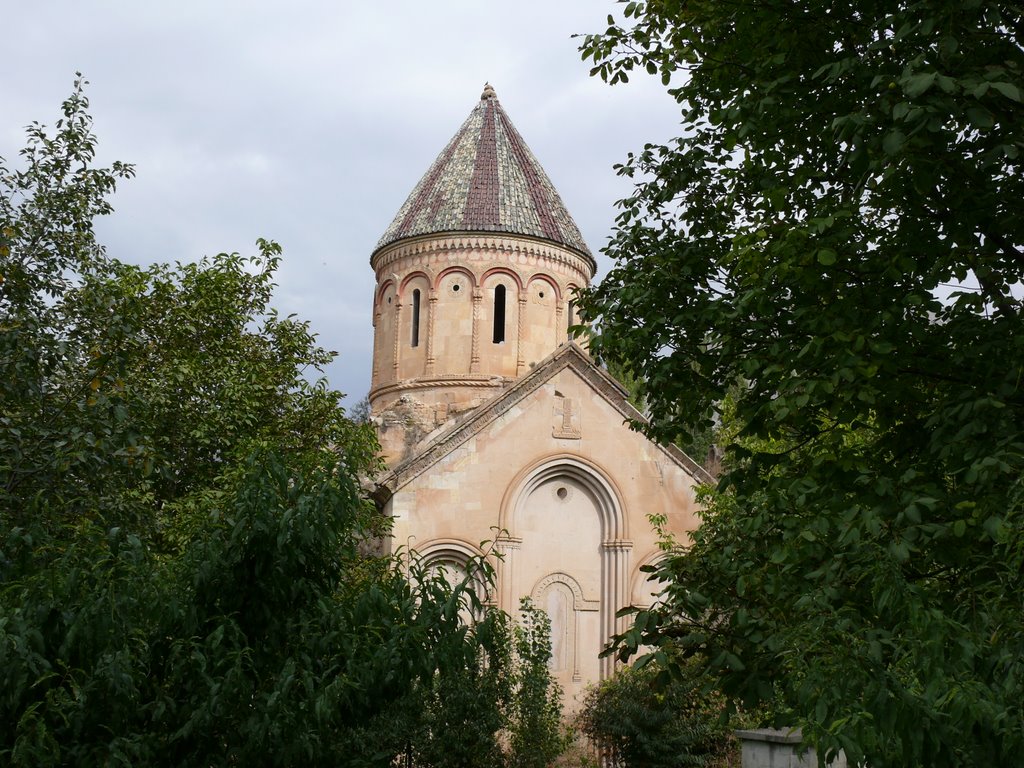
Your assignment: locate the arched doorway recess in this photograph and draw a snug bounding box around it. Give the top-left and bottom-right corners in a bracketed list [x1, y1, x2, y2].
[497, 456, 632, 687]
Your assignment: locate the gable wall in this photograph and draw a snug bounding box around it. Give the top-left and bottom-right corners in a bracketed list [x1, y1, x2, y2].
[384, 364, 704, 702]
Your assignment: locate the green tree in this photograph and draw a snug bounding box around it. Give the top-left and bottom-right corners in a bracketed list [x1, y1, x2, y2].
[0, 80, 560, 767]
[579, 2, 1024, 766]
[404, 596, 567, 768]
[576, 659, 737, 768]
[1, 77, 375, 546]
[396, 558, 512, 768]
[506, 599, 568, 768]
[2, 451, 515, 766]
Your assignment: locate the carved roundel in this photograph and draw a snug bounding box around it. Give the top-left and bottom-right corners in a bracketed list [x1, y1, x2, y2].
[448, 280, 464, 297]
[552, 482, 574, 503]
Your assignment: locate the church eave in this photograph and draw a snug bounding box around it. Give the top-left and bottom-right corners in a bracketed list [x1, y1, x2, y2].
[369, 228, 597, 277]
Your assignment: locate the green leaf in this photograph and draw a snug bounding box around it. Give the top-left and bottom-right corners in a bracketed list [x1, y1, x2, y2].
[989, 82, 1022, 102]
[903, 72, 937, 98]
[883, 130, 906, 155]
[577, 3, 1024, 765]
[966, 106, 995, 129]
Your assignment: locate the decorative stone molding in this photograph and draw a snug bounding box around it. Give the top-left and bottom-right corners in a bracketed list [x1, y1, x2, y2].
[494, 535, 523, 616]
[600, 539, 635, 552]
[531, 571, 600, 682]
[371, 232, 595, 282]
[415, 538, 494, 606]
[470, 287, 482, 373]
[371, 308, 382, 385]
[391, 299, 402, 378]
[531, 572, 599, 611]
[494, 535, 522, 550]
[552, 394, 582, 439]
[503, 454, 627, 541]
[630, 550, 670, 609]
[370, 374, 509, 402]
[425, 294, 438, 374]
[369, 230, 593, 415]
[377, 343, 714, 493]
[516, 294, 527, 375]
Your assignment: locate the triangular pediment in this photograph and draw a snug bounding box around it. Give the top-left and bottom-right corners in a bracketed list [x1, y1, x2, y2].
[375, 343, 712, 498]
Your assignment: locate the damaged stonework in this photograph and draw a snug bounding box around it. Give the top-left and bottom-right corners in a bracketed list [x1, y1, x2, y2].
[373, 391, 495, 464]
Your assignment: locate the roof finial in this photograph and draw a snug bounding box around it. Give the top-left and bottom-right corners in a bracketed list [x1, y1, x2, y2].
[481, 82, 496, 100]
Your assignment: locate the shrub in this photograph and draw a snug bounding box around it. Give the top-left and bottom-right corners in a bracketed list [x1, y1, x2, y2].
[576, 659, 736, 768]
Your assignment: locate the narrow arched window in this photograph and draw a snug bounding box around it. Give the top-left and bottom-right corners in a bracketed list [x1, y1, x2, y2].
[492, 284, 506, 344]
[567, 300, 576, 334]
[411, 289, 421, 347]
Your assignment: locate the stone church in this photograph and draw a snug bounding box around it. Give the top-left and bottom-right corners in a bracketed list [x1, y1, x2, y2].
[368, 84, 709, 701]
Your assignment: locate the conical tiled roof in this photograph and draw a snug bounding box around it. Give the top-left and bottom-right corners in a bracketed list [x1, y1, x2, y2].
[375, 85, 592, 259]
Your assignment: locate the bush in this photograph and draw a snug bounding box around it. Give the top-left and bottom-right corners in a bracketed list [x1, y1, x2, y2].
[576, 660, 736, 768]
[507, 600, 569, 768]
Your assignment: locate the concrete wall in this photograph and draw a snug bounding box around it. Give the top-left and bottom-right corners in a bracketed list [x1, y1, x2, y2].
[735, 729, 848, 768]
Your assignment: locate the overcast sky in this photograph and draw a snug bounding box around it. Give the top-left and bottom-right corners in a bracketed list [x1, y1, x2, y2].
[2, 1, 683, 404]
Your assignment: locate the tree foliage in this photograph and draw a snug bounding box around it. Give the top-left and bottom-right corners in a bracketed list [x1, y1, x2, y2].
[577, 659, 738, 768]
[404, 598, 566, 768]
[579, 2, 1024, 766]
[506, 600, 569, 768]
[0, 80, 565, 766]
[1, 452, 527, 766]
[1, 77, 374, 544]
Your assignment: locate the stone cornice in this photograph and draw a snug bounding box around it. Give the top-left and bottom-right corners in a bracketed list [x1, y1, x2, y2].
[370, 231, 596, 281]
[567, 351, 714, 485]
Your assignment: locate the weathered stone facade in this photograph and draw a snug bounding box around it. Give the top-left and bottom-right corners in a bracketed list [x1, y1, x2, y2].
[369, 86, 708, 702]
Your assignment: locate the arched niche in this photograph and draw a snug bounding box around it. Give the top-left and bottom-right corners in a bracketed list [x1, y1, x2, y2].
[479, 269, 521, 376]
[416, 536, 482, 565]
[499, 456, 632, 681]
[629, 550, 671, 610]
[522, 273, 561, 366]
[371, 279, 398, 392]
[431, 268, 476, 375]
[398, 272, 431, 379]
[500, 455, 628, 541]
[564, 282, 583, 340]
[416, 537, 491, 610]
[531, 571, 599, 682]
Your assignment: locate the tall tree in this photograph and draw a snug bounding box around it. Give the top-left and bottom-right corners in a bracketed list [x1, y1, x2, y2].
[0, 80, 562, 767]
[0, 77, 375, 543]
[579, 2, 1024, 766]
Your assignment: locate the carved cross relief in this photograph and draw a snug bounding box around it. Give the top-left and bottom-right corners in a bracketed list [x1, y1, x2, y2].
[553, 392, 582, 439]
